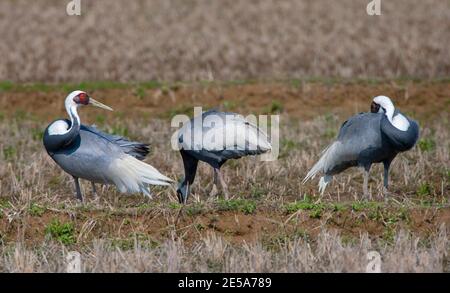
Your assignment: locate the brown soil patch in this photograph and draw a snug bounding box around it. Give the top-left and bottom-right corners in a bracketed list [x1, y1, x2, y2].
[0, 81, 448, 122]
[2, 206, 449, 247]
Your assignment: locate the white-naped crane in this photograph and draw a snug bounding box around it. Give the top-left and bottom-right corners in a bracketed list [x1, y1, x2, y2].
[176, 110, 272, 204]
[43, 90, 173, 201]
[303, 96, 419, 199]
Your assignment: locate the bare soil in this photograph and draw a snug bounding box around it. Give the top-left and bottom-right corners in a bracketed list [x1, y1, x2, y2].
[1, 205, 450, 247]
[0, 81, 448, 248]
[1, 81, 448, 122]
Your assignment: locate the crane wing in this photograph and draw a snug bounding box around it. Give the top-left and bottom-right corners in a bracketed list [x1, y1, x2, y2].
[82, 125, 150, 161]
[202, 115, 271, 152]
[178, 111, 271, 155]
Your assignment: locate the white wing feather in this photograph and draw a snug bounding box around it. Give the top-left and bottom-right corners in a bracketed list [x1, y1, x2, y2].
[179, 115, 271, 152]
[109, 155, 173, 197]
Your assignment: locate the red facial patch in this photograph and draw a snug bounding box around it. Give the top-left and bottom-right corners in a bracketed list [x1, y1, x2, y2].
[74, 92, 89, 105]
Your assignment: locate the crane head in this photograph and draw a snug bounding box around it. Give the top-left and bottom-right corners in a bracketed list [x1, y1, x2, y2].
[371, 95, 393, 114]
[370, 101, 381, 113]
[65, 90, 113, 111]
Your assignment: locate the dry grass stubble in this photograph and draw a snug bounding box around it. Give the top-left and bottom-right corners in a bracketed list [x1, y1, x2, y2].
[0, 0, 449, 82]
[0, 82, 449, 272]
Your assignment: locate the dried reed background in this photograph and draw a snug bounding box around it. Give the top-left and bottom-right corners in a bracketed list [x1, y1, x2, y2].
[0, 0, 449, 82]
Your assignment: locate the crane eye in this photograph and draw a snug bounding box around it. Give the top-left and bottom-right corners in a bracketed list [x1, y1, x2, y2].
[74, 93, 90, 105]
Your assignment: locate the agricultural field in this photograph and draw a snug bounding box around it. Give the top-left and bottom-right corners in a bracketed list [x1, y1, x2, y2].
[0, 80, 448, 272]
[1, 0, 449, 82]
[0, 0, 449, 275]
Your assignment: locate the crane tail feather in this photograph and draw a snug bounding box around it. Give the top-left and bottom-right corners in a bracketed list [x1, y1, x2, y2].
[110, 155, 173, 197]
[302, 142, 340, 184]
[318, 175, 332, 195]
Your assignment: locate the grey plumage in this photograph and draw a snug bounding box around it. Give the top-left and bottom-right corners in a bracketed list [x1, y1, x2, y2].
[303, 96, 419, 198]
[43, 91, 172, 201]
[83, 124, 150, 161]
[45, 121, 147, 184]
[176, 110, 272, 203]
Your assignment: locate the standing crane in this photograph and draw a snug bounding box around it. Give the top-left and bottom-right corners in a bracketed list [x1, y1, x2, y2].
[303, 96, 419, 199]
[176, 110, 272, 204]
[43, 90, 173, 201]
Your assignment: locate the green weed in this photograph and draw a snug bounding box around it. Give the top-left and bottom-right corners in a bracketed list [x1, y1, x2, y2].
[29, 203, 45, 217]
[250, 185, 265, 199]
[31, 128, 44, 141]
[3, 146, 16, 160]
[417, 182, 432, 197]
[110, 124, 129, 137]
[418, 138, 435, 152]
[95, 114, 106, 125]
[265, 100, 283, 114]
[45, 219, 76, 245]
[285, 199, 325, 219]
[168, 202, 183, 210]
[134, 86, 147, 99]
[186, 203, 205, 216]
[217, 199, 257, 214]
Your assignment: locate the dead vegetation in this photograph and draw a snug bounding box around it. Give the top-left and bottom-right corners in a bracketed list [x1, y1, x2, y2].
[1, 228, 448, 273]
[0, 0, 449, 82]
[1, 0, 449, 273]
[0, 81, 448, 272]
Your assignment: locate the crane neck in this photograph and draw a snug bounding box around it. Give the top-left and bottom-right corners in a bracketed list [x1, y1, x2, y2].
[382, 102, 395, 123]
[380, 114, 419, 152]
[44, 102, 82, 153]
[65, 102, 81, 132]
[382, 102, 411, 131]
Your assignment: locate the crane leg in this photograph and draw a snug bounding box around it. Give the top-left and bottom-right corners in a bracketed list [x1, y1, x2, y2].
[73, 176, 83, 202]
[210, 168, 219, 198]
[382, 160, 392, 200]
[362, 167, 371, 200]
[91, 182, 99, 200]
[216, 169, 230, 200]
[383, 166, 389, 188]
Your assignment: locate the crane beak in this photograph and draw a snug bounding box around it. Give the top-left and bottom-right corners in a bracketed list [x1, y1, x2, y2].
[89, 98, 113, 111]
